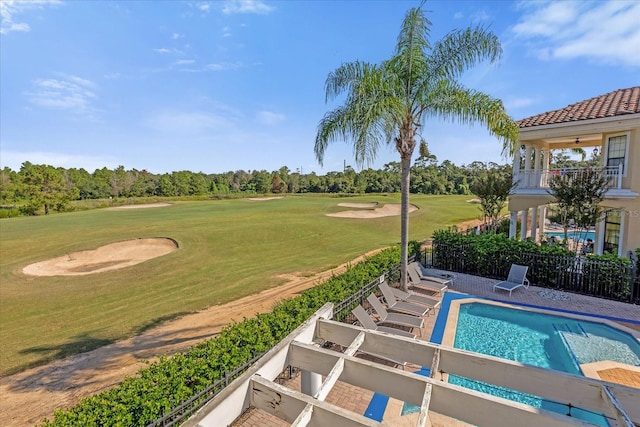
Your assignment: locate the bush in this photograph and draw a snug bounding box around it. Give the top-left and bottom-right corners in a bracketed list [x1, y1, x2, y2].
[432, 230, 633, 300]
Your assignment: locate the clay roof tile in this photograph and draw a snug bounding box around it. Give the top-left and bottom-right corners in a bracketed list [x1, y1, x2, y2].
[517, 86, 640, 128]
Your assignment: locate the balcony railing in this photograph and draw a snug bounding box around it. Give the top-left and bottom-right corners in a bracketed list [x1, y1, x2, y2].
[514, 164, 623, 190]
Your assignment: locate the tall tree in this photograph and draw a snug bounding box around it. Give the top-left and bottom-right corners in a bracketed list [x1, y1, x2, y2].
[470, 167, 514, 226]
[548, 166, 609, 253]
[314, 7, 518, 290]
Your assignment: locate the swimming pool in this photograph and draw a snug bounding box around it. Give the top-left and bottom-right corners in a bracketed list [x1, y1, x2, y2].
[545, 230, 595, 242]
[446, 301, 640, 425]
[386, 294, 640, 425]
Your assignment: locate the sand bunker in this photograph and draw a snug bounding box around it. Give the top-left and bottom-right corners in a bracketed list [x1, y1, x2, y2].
[337, 202, 378, 208]
[327, 203, 418, 218]
[247, 197, 284, 201]
[22, 238, 179, 277]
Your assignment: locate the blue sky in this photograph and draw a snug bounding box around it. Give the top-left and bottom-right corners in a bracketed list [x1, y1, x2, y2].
[1, 0, 639, 175]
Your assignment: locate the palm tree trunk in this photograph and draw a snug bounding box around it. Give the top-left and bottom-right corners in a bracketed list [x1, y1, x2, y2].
[400, 153, 411, 292]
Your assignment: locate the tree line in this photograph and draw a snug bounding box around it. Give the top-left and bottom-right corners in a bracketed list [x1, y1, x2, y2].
[0, 157, 511, 216]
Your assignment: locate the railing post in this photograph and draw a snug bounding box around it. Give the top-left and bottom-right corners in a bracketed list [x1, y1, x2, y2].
[617, 163, 623, 189]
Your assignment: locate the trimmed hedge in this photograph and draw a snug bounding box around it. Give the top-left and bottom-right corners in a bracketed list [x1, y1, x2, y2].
[432, 230, 633, 301]
[40, 246, 401, 426]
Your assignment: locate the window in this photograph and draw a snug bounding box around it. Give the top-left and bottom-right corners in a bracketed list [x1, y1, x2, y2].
[605, 134, 627, 175]
[603, 211, 621, 255]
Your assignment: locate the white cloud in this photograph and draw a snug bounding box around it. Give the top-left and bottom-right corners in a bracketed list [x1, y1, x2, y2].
[505, 97, 536, 110]
[26, 74, 98, 113]
[470, 10, 490, 23]
[1, 0, 60, 35]
[143, 110, 241, 135]
[0, 151, 119, 172]
[171, 32, 183, 39]
[153, 47, 184, 55]
[205, 61, 242, 71]
[175, 59, 196, 65]
[512, 0, 640, 67]
[222, 0, 274, 15]
[256, 110, 285, 126]
[198, 2, 210, 12]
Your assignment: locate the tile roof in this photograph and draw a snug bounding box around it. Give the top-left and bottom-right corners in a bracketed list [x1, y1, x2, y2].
[517, 86, 640, 128]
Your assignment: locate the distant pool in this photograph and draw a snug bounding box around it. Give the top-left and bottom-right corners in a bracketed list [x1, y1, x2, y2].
[448, 302, 640, 425]
[545, 230, 595, 241]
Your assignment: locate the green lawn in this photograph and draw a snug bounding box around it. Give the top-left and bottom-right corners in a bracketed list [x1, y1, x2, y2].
[0, 194, 479, 375]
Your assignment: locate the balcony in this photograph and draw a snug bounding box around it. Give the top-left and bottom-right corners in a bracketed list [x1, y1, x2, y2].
[512, 164, 637, 198]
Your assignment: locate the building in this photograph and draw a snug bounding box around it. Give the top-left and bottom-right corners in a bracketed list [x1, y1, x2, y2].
[508, 87, 640, 257]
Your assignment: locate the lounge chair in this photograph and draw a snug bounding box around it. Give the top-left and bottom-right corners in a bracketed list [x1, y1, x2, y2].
[366, 294, 424, 336]
[351, 305, 416, 338]
[371, 285, 430, 317]
[411, 262, 454, 286]
[407, 266, 448, 296]
[379, 281, 440, 311]
[493, 264, 530, 296]
[350, 305, 413, 369]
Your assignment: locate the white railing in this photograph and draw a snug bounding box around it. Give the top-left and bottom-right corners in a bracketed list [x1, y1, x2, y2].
[515, 164, 623, 190]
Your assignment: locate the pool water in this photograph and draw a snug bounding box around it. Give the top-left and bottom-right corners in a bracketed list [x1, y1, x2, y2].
[545, 230, 595, 242]
[448, 302, 640, 425]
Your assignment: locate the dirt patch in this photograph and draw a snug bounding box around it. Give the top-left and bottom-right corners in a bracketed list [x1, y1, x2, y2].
[327, 203, 418, 218]
[0, 248, 387, 427]
[22, 238, 179, 277]
[105, 202, 172, 210]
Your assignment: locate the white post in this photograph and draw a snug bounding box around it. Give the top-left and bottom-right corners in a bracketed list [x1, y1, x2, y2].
[538, 206, 546, 241]
[301, 370, 322, 397]
[618, 163, 623, 189]
[520, 209, 529, 241]
[524, 146, 532, 187]
[534, 148, 541, 187]
[513, 148, 521, 188]
[509, 212, 518, 239]
[530, 205, 538, 242]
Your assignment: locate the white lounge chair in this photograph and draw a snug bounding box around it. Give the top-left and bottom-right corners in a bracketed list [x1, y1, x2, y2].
[407, 266, 448, 296]
[350, 305, 413, 369]
[351, 305, 416, 339]
[493, 264, 530, 296]
[411, 262, 454, 286]
[366, 294, 424, 336]
[379, 281, 440, 311]
[372, 285, 430, 317]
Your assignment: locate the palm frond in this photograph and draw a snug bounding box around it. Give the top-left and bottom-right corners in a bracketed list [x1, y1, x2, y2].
[427, 25, 502, 80]
[325, 61, 374, 102]
[421, 81, 518, 155]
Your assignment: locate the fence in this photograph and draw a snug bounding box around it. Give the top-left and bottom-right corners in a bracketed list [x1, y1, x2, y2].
[146, 262, 403, 427]
[428, 241, 639, 304]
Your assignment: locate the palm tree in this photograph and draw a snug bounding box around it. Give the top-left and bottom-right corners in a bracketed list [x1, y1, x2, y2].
[314, 7, 519, 291]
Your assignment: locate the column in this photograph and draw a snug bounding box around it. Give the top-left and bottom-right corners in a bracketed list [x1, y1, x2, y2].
[534, 148, 541, 187]
[509, 211, 518, 238]
[520, 209, 529, 241]
[512, 148, 522, 188]
[530, 206, 538, 242]
[538, 206, 546, 241]
[301, 370, 322, 397]
[524, 145, 532, 187]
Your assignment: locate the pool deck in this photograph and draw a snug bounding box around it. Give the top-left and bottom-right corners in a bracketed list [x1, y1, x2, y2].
[232, 270, 639, 427]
